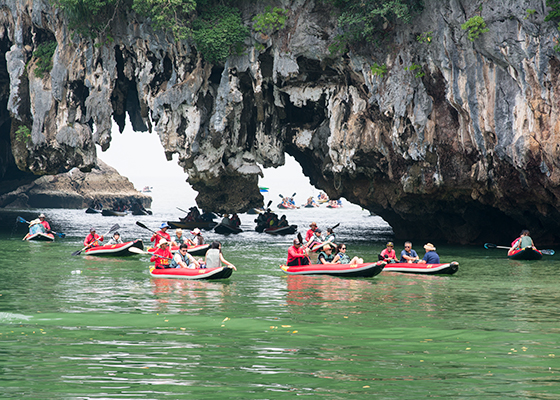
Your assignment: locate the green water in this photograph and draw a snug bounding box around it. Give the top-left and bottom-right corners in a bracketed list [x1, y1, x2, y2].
[1, 209, 560, 399]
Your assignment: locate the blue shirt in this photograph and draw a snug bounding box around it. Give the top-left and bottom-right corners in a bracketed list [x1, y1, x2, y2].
[422, 251, 440, 264]
[400, 249, 418, 263]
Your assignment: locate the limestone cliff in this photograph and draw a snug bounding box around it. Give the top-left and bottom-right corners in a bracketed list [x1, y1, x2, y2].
[1, 0, 559, 244]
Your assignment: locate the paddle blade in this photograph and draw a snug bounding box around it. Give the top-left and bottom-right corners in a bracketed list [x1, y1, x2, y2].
[278, 194, 284, 198]
[16, 216, 28, 224]
[71, 249, 83, 256]
[330, 223, 340, 231]
[484, 243, 497, 249]
[108, 224, 120, 234]
[136, 221, 149, 230]
[128, 247, 146, 255]
[541, 249, 555, 256]
[267, 200, 272, 208]
[292, 193, 296, 197]
[297, 232, 303, 244]
[55, 232, 66, 238]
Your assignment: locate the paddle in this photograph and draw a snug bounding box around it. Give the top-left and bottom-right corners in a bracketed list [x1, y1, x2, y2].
[329, 223, 340, 231]
[484, 243, 555, 256]
[16, 216, 66, 238]
[136, 221, 163, 237]
[176, 207, 189, 215]
[128, 247, 172, 259]
[72, 224, 120, 256]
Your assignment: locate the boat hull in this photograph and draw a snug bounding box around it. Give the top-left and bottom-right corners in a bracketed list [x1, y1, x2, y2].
[167, 221, 217, 230]
[150, 266, 234, 280]
[383, 261, 459, 275]
[264, 225, 297, 235]
[101, 210, 129, 217]
[508, 247, 543, 260]
[280, 261, 386, 277]
[24, 232, 55, 241]
[85, 239, 144, 256]
[214, 224, 242, 234]
[85, 207, 102, 214]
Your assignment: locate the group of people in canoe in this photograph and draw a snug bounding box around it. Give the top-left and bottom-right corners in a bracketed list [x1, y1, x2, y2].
[255, 209, 292, 231]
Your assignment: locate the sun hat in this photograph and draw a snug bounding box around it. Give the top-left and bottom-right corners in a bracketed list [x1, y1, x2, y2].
[191, 228, 201, 235]
[310, 222, 317, 227]
[90, 227, 96, 232]
[424, 243, 436, 251]
[158, 239, 169, 247]
[175, 228, 183, 234]
[386, 241, 394, 247]
[39, 213, 46, 218]
[293, 238, 301, 245]
[160, 223, 170, 229]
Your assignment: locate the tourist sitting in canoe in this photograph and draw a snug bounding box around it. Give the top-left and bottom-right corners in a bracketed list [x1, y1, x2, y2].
[107, 232, 123, 245]
[37, 213, 52, 232]
[150, 239, 172, 269]
[84, 227, 104, 248]
[318, 244, 336, 264]
[189, 228, 205, 246]
[305, 228, 325, 249]
[151, 223, 171, 247]
[304, 197, 319, 207]
[205, 241, 236, 270]
[305, 222, 318, 241]
[180, 206, 201, 222]
[318, 192, 328, 203]
[510, 230, 535, 251]
[171, 243, 201, 269]
[333, 243, 363, 265]
[379, 241, 398, 263]
[287, 238, 310, 266]
[324, 227, 336, 244]
[230, 213, 241, 228]
[418, 243, 440, 264]
[278, 215, 289, 228]
[400, 241, 419, 263]
[171, 228, 187, 246]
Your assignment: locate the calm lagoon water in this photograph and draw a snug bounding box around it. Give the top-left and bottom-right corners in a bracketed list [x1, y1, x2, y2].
[1, 205, 559, 399]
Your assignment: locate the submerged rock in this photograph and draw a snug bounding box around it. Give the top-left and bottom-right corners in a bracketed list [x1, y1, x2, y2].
[0, 159, 151, 209]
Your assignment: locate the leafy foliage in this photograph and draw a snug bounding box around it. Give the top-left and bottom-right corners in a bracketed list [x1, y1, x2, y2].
[133, 0, 196, 40]
[416, 31, 432, 43]
[329, 0, 423, 52]
[33, 41, 57, 78]
[52, 0, 121, 36]
[545, 0, 560, 22]
[253, 6, 288, 35]
[15, 126, 31, 144]
[370, 62, 388, 77]
[405, 63, 424, 78]
[192, 5, 249, 64]
[461, 16, 489, 41]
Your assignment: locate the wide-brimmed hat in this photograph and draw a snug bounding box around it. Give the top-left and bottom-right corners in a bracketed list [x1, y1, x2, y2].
[39, 213, 46, 218]
[160, 223, 170, 229]
[293, 238, 302, 245]
[90, 227, 96, 232]
[158, 239, 169, 247]
[309, 222, 317, 227]
[424, 243, 436, 251]
[175, 228, 183, 234]
[386, 241, 394, 247]
[191, 228, 201, 235]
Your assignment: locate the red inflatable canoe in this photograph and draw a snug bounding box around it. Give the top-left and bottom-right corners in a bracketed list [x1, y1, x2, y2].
[149, 266, 234, 280]
[147, 243, 210, 256]
[280, 261, 386, 277]
[85, 239, 144, 256]
[23, 232, 55, 241]
[507, 247, 542, 260]
[383, 261, 459, 275]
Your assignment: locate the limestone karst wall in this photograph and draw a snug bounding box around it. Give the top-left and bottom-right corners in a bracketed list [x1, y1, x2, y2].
[1, 0, 559, 244]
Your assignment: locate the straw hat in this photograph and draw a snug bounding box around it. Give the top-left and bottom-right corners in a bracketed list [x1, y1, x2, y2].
[158, 239, 169, 247]
[309, 222, 317, 227]
[175, 228, 183, 234]
[191, 228, 201, 235]
[39, 213, 46, 218]
[424, 243, 436, 251]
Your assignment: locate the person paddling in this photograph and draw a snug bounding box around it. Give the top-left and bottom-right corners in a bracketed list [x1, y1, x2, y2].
[287, 238, 310, 266]
[151, 223, 171, 247]
[188, 228, 205, 246]
[150, 239, 173, 269]
[38, 214, 51, 232]
[510, 230, 535, 251]
[107, 232, 123, 245]
[84, 228, 104, 248]
[305, 222, 318, 241]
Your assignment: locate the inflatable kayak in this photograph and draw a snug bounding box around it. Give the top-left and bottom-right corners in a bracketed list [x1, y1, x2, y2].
[383, 261, 459, 275]
[214, 223, 242, 234]
[85, 239, 144, 256]
[149, 266, 234, 280]
[280, 261, 386, 277]
[167, 221, 217, 230]
[147, 243, 210, 256]
[264, 225, 298, 235]
[23, 232, 55, 241]
[508, 247, 543, 260]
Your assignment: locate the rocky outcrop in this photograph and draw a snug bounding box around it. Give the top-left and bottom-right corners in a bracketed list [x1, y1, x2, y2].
[0, 159, 151, 209]
[1, 0, 560, 243]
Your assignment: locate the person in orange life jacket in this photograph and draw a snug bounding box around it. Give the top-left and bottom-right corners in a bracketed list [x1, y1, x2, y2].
[151, 223, 171, 247]
[84, 227, 104, 248]
[305, 222, 318, 241]
[38, 214, 51, 232]
[150, 239, 173, 269]
[287, 238, 310, 266]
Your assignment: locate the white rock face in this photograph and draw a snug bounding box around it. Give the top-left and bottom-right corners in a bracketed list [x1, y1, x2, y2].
[1, 0, 560, 243]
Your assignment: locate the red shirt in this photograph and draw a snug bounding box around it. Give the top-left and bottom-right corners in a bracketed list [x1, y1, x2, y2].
[84, 233, 103, 247]
[380, 248, 397, 261]
[150, 247, 172, 269]
[40, 220, 51, 231]
[287, 245, 308, 265]
[305, 228, 316, 241]
[151, 230, 171, 247]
